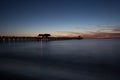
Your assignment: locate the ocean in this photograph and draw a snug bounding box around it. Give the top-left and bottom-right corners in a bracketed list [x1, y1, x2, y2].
[0, 39, 120, 80]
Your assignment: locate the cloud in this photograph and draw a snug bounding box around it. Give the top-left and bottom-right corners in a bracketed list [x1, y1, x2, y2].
[81, 25, 120, 38]
[53, 27, 120, 38]
[52, 31, 83, 37]
[83, 27, 120, 38]
[112, 28, 120, 32]
[86, 32, 120, 38]
[52, 25, 120, 38]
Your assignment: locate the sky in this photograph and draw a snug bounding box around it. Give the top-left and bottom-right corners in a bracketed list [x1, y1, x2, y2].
[0, 0, 120, 38]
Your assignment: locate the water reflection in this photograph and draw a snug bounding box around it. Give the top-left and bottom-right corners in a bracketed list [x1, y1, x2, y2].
[0, 39, 120, 80]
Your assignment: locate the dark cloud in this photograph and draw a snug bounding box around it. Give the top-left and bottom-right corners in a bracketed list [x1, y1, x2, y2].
[91, 32, 120, 38]
[112, 29, 120, 32]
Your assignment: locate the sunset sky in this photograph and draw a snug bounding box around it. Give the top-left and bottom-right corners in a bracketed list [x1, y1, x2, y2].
[0, 0, 120, 38]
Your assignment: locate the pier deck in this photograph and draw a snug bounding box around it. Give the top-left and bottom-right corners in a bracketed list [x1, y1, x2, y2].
[0, 36, 83, 42]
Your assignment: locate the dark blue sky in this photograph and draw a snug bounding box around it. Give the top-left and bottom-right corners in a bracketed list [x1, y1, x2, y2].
[0, 0, 120, 37]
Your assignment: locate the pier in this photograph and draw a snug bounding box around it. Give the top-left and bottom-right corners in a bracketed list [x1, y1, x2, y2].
[0, 36, 83, 42]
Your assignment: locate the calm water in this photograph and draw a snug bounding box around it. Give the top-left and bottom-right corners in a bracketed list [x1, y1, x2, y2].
[0, 39, 120, 80]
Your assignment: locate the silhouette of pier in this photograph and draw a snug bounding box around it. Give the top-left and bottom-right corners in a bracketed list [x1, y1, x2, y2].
[0, 34, 83, 42]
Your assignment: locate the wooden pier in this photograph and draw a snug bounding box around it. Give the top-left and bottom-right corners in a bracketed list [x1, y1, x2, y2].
[0, 36, 83, 42]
